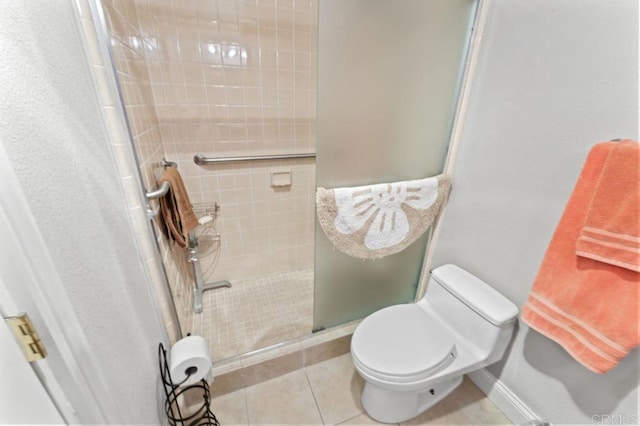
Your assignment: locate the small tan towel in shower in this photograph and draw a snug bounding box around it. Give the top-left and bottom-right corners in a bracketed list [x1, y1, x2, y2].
[159, 167, 198, 248]
[316, 175, 451, 259]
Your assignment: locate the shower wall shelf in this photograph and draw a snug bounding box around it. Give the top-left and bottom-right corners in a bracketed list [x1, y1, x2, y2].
[193, 152, 316, 166]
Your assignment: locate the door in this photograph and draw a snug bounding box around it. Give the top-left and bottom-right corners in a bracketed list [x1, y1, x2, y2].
[0, 141, 111, 423]
[314, 0, 478, 329]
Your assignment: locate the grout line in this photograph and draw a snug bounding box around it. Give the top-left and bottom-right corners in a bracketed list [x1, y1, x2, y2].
[334, 412, 359, 425]
[303, 366, 326, 425]
[192, 268, 313, 362]
[242, 387, 251, 426]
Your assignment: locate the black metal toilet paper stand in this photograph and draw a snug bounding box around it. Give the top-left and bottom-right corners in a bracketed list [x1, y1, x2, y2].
[159, 343, 220, 425]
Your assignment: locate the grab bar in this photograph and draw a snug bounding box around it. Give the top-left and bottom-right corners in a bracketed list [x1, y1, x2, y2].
[193, 152, 316, 166]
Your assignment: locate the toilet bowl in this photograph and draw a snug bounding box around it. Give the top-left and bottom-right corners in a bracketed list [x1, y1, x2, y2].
[351, 264, 518, 423]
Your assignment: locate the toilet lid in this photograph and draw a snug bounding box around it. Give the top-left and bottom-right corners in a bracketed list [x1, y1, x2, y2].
[352, 304, 455, 380]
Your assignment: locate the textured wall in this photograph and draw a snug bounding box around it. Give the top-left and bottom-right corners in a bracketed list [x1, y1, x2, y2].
[430, 0, 638, 423]
[0, 0, 166, 422]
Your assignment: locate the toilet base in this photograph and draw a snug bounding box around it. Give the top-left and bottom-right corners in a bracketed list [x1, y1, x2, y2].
[360, 376, 463, 423]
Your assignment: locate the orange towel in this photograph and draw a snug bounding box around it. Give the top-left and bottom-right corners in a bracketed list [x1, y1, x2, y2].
[159, 167, 199, 248]
[522, 141, 639, 374]
[575, 140, 640, 272]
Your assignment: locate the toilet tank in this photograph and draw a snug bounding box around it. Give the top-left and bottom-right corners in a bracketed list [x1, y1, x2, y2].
[421, 264, 519, 363]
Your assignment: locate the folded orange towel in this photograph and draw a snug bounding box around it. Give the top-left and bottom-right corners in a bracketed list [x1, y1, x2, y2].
[159, 167, 199, 248]
[575, 140, 640, 272]
[522, 141, 639, 374]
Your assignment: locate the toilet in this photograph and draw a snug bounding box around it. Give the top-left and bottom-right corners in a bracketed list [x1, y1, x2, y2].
[351, 264, 519, 423]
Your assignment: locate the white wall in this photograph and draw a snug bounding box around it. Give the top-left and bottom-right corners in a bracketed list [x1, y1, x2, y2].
[0, 1, 167, 422]
[431, 0, 638, 424]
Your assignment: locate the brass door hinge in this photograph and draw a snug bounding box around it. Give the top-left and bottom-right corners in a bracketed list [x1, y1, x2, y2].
[4, 313, 47, 361]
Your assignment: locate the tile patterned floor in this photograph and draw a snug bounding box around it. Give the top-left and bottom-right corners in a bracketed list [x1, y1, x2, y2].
[191, 268, 314, 361]
[210, 353, 512, 425]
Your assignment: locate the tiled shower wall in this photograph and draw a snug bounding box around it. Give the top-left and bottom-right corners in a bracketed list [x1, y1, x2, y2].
[106, 0, 318, 284]
[102, 0, 317, 339]
[145, 0, 318, 280]
[102, 0, 194, 336]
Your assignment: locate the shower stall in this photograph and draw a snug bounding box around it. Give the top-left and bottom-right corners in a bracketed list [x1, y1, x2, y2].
[94, 0, 477, 363]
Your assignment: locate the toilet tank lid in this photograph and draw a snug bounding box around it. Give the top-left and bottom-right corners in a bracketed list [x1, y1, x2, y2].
[430, 264, 519, 326]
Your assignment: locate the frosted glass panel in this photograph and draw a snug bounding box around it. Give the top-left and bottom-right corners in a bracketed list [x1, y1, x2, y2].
[314, 0, 477, 330]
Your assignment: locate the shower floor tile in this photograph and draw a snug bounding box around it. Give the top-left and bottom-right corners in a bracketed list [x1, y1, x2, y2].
[191, 268, 314, 361]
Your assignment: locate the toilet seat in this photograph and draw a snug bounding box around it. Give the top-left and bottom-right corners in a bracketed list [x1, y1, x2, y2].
[351, 304, 456, 383]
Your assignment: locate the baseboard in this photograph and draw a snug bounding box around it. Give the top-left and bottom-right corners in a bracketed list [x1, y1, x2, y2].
[468, 368, 546, 425]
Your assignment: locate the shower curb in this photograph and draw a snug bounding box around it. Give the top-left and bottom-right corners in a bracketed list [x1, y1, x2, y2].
[207, 334, 352, 398]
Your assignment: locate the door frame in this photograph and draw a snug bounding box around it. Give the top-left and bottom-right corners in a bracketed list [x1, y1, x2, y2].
[416, 0, 488, 300]
[0, 141, 116, 423]
[0, 284, 65, 424]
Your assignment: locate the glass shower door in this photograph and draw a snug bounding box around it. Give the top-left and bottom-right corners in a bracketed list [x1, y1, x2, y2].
[313, 0, 478, 330]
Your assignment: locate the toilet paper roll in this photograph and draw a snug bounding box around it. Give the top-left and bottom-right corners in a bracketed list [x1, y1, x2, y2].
[169, 335, 212, 386]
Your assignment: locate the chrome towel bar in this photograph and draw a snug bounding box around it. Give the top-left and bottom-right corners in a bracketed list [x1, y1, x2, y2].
[193, 152, 316, 166]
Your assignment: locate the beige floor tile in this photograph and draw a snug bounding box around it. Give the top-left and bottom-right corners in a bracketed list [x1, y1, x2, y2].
[456, 395, 512, 424]
[305, 353, 365, 424]
[462, 409, 512, 425]
[453, 377, 511, 425]
[211, 389, 248, 425]
[245, 369, 323, 424]
[398, 376, 512, 425]
[338, 412, 396, 425]
[400, 393, 472, 425]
